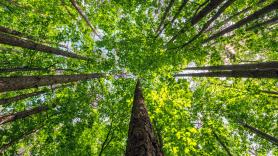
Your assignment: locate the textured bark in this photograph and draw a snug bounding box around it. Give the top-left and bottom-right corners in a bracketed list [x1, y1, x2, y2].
[246, 16, 278, 30]
[0, 90, 46, 105]
[239, 121, 278, 146]
[0, 126, 43, 154]
[0, 105, 49, 125]
[204, 1, 278, 43]
[156, 0, 188, 38]
[70, 0, 99, 37]
[179, 0, 235, 48]
[212, 131, 233, 156]
[184, 62, 278, 71]
[190, 0, 224, 26]
[0, 73, 104, 92]
[0, 32, 89, 60]
[175, 69, 278, 78]
[125, 80, 163, 156]
[155, 0, 175, 34]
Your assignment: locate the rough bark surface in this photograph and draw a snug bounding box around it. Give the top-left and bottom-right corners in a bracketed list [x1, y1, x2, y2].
[125, 80, 163, 156]
[0, 105, 49, 125]
[0, 32, 89, 60]
[175, 69, 278, 78]
[204, 1, 278, 43]
[0, 73, 104, 92]
[184, 62, 278, 71]
[239, 121, 278, 146]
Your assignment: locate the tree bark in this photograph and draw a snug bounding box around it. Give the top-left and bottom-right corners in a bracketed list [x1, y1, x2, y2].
[239, 121, 278, 146]
[190, 0, 224, 26]
[260, 90, 278, 95]
[0, 85, 67, 105]
[246, 16, 278, 30]
[204, 1, 278, 43]
[70, 0, 99, 37]
[0, 67, 79, 73]
[0, 105, 49, 125]
[183, 62, 278, 71]
[0, 73, 104, 92]
[0, 26, 34, 40]
[212, 131, 232, 156]
[179, 0, 235, 48]
[155, 0, 175, 34]
[174, 69, 278, 78]
[125, 80, 163, 156]
[0, 90, 46, 105]
[205, 0, 266, 33]
[0, 32, 89, 60]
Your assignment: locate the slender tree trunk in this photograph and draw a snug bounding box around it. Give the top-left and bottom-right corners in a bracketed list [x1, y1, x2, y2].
[239, 121, 278, 146]
[156, 0, 188, 38]
[0, 73, 104, 92]
[179, 0, 235, 48]
[205, 0, 266, 33]
[155, 0, 175, 34]
[0, 26, 34, 40]
[212, 131, 232, 156]
[174, 69, 278, 78]
[246, 16, 278, 30]
[0, 125, 43, 154]
[125, 80, 163, 156]
[99, 123, 114, 156]
[0, 85, 67, 105]
[0, 67, 79, 73]
[0, 32, 89, 60]
[183, 62, 278, 71]
[70, 0, 99, 37]
[190, 0, 224, 26]
[260, 90, 278, 95]
[204, 1, 278, 43]
[0, 105, 49, 125]
[0, 90, 45, 105]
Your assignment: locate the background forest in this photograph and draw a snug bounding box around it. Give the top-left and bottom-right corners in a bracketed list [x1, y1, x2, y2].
[0, 0, 277, 155]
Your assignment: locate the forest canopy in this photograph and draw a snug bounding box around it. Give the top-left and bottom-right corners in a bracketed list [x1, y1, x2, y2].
[0, 0, 277, 155]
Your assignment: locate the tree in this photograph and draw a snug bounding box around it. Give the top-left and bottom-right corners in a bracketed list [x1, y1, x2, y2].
[0, 73, 104, 92]
[125, 80, 163, 156]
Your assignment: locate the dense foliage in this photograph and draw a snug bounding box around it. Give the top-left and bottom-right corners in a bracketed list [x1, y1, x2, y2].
[0, 0, 277, 155]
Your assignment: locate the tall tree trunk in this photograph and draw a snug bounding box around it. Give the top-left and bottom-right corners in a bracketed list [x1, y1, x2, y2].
[212, 131, 232, 156]
[0, 85, 67, 105]
[157, 0, 188, 37]
[174, 69, 278, 78]
[239, 121, 278, 146]
[0, 26, 34, 40]
[260, 90, 278, 95]
[155, 0, 175, 34]
[0, 105, 49, 125]
[0, 67, 79, 73]
[246, 16, 278, 30]
[125, 80, 163, 156]
[0, 32, 89, 60]
[0, 73, 104, 92]
[179, 0, 235, 48]
[70, 0, 99, 37]
[205, 0, 266, 33]
[0, 90, 46, 105]
[204, 1, 278, 43]
[190, 0, 224, 26]
[183, 62, 278, 71]
[0, 125, 43, 154]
